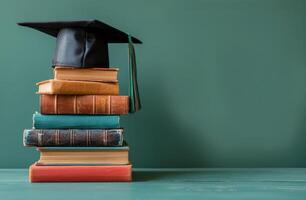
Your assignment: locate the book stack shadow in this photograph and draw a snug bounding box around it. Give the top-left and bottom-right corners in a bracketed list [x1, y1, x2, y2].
[23, 67, 132, 182]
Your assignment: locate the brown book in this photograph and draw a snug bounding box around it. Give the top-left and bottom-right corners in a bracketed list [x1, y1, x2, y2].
[37, 146, 129, 165]
[40, 94, 129, 115]
[54, 67, 118, 82]
[37, 79, 119, 95]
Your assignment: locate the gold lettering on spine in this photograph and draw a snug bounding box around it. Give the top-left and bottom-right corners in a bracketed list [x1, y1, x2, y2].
[103, 129, 107, 146]
[76, 95, 79, 114]
[38, 130, 43, 146]
[93, 95, 96, 114]
[108, 96, 111, 114]
[55, 130, 59, 145]
[88, 130, 91, 146]
[70, 130, 73, 146]
[54, 95, 58, 114]
[86, 130, 89, 146]
[74, 95, 77, 114]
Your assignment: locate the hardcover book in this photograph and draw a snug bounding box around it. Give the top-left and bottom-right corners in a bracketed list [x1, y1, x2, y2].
[40, 94, 129, 115]
[37, 79, 119, 95]
[23, 129, 123, 147]
[33, 112, 120, 129]
[54, 67, 118, 82]
[37, 146, 129, 165]
[29, 163, 132, 182]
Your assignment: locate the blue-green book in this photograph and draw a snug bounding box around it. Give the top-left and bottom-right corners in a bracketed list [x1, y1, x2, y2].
[33, 112, 120, 129]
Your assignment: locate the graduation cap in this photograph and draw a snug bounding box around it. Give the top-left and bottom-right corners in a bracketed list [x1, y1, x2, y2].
[18, 20, 142, 113]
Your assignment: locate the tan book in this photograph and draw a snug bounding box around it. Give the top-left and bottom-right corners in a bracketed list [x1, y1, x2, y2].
[37, 79, 119, 95]
[54, 67, 118, 82]
[37, 146, 129, 165]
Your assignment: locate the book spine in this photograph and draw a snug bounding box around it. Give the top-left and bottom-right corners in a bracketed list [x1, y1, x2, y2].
[33, 113, 120, 129]
[40, 95, 129, 115]
[23, 129, 123, 147]
[29, 164, 132, 182]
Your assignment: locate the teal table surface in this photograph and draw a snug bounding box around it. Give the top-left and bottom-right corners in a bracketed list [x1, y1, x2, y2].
[1, 168, 306, 200]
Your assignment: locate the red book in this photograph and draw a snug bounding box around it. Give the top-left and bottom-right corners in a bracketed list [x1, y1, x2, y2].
[29, 163, 132, 182]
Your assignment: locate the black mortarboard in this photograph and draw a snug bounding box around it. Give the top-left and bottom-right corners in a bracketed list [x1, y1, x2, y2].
[18, 20, 142, 113]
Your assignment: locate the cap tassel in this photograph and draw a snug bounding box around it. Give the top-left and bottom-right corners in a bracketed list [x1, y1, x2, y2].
[128, 35, 141, 113]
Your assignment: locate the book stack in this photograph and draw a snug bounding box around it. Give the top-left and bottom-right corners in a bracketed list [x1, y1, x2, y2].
[19, 20, 142, 182]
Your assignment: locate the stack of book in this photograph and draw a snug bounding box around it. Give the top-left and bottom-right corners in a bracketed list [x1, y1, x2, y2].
[19, 19, 142, 182]
[23, 67, 132, 182]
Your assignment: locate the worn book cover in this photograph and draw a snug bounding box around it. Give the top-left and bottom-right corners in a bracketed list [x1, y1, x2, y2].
[33, 112, 120, 129]
[29, 163, 132, 182]
[37, 79, 119, 95]
[23, 129, 123, 147]
[54, 67, 118, 82]
[40, 94, 129, 115]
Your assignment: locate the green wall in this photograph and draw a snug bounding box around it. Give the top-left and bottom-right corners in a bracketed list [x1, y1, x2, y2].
[1, 0, 306, 168]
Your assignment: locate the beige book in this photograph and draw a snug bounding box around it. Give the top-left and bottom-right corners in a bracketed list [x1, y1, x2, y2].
[37, 148, 129, 165]
[54, 66, 118, 82]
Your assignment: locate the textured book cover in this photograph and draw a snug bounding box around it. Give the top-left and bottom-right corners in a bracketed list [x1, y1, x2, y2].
[40, 94, 129, 115]
[33, 112, 120, 129]
[29, 163, 132, 182]
[37, 79, 119, 95]
[23, 129, 123, 147]
[54, 67, 118, 82]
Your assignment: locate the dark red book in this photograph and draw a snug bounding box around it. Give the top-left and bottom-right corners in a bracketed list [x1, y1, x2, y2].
[29, 163, 132, 182]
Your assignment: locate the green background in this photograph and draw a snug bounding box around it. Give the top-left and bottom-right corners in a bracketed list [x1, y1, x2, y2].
[0, 0, 306, 168]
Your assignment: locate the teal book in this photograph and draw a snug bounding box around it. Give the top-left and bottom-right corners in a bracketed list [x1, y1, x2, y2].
[33, 112, 120, 129]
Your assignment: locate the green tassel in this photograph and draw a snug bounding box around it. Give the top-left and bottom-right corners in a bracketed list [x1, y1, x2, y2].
[128, 35, 141, 113]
